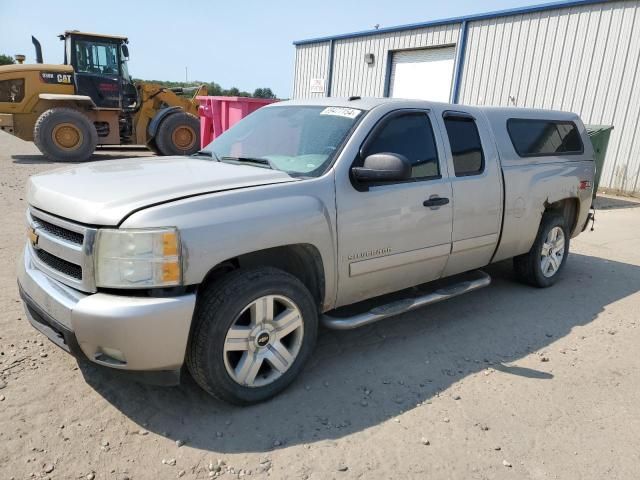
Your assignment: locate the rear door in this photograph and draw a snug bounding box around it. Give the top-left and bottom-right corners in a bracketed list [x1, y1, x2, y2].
[335, 109, 453, 307]
[436, 110, 503, 276]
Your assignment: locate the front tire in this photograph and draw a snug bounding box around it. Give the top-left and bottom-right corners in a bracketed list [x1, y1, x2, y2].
[514, 213, 569, 288]
[154, 112, 200, 156]
[187, 267, 318, 405]
[33, 108, 98, 162]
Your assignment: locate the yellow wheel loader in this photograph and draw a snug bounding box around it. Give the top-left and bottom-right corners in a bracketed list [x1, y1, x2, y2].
[0, 31, 206, 161]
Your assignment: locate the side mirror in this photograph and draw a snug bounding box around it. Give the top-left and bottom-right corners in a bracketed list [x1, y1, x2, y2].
[122, 44, 130, 60]
[351, 152, 412, 183]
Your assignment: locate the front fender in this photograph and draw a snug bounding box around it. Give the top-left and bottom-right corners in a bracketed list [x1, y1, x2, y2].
[120, 175, 339, 310]
[147, 106, 182, 138]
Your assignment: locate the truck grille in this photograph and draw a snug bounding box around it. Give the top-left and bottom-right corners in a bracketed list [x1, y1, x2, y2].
[31, 215, 84, 245]
[34, 249, 82, 280]
[27, 207, 97, 293]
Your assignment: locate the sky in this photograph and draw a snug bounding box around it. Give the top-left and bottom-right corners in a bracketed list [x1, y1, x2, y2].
[1, 0, 544, 98]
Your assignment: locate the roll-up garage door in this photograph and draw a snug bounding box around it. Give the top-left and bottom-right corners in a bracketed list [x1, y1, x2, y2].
[389, 46, 456, 102]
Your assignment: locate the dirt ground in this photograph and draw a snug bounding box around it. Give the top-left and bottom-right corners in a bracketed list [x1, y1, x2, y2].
[1, 131, 639, 480]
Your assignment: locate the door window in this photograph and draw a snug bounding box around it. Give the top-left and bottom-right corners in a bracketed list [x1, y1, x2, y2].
[363, 112, 440, 180]
[443, 114, 485, 177]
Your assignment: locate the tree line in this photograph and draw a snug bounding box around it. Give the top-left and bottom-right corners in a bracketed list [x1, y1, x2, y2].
[134, 79, 277, 99]
[0, 54, 277, 99]
[0, 54, 15, 65]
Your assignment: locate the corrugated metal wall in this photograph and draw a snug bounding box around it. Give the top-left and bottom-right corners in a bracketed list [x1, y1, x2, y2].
[459, 0, 640, 195]
[330, 23, 461, 97]
[292, 42, 331, 99]
[293, 0, 640, 195]
[293, 24, 460, 99]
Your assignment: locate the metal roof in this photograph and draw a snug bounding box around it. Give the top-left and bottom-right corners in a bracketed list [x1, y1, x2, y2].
[62, 30, 128, 41]
[293, 0, 613, 45]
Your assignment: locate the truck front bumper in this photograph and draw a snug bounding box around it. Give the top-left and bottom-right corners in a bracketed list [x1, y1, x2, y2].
[17, 244, 196, 385]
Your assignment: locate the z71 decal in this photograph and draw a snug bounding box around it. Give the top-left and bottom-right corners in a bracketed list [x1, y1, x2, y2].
[40, 72, 73, 84]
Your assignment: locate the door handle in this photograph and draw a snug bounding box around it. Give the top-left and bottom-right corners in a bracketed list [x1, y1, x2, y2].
[423, 196, 450, 208]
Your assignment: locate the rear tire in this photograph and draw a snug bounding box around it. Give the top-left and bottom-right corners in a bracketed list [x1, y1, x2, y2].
[514, 213, 569, 288]
[154, 112, 200, 156]
[33, 108, 98, 162]
[187, 267, 318, 405]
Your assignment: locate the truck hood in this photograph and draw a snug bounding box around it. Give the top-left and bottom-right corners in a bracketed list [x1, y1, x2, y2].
[27, 156, 297, 225]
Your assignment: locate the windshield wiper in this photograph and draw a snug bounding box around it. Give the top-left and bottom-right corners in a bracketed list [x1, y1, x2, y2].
[192, 150, 221, 161]
[221, 156, 275, 170]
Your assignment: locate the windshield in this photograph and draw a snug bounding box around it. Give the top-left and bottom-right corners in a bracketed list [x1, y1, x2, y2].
[201, 105, 363, 177]
[74, 39, 120, 75]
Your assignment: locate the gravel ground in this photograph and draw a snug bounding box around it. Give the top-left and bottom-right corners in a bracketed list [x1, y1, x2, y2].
[1, 131, 639, 480]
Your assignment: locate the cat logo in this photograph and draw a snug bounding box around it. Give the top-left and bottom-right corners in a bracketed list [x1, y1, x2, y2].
[56, 74, 72, 84]
[40, 72, 73, 85]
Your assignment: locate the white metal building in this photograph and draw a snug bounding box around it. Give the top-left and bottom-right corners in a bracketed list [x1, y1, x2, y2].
[292, 0, 640, 196]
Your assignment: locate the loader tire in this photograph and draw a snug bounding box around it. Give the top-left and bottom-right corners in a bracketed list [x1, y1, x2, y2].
[154, 112, 200, 156]
[33, 108, 98, 162]
[146, 139, 161, 155]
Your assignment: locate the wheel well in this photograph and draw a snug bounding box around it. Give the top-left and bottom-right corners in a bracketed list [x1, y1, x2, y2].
[544, 198, 579, 235]
[199, 245, 326, 308]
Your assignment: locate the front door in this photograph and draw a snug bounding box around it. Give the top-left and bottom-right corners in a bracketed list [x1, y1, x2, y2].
[71, 37, 121, 109]
[335, 109, 453, 307]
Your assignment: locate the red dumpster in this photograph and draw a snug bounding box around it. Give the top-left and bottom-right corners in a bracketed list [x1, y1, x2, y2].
[197, 96, 279, 148]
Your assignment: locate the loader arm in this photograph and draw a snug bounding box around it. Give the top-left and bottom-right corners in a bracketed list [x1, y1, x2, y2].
[132, 82, 206, 145]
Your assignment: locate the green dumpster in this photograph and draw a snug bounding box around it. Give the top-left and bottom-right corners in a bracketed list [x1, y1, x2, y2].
[585, 124, 614, 198]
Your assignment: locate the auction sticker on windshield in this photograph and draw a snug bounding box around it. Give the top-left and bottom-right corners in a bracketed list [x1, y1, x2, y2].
[320, 107, 362, 119]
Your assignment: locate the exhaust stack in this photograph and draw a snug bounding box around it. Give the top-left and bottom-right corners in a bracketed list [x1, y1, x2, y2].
[31, 36, 43, 63]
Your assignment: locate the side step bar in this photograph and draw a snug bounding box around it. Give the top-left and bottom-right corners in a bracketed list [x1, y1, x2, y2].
[321, 270, 491, 330]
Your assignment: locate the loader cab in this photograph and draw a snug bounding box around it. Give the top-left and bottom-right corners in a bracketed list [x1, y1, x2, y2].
[61, 31, 137, 110]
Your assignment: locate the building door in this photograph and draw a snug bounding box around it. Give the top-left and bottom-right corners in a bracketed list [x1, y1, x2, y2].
[389, 47, 456, 102]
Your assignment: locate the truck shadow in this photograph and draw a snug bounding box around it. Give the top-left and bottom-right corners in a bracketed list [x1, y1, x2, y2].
[79, 252, 640, 454]
[593, 195, 640, 210]
[11, 149, 154, 164]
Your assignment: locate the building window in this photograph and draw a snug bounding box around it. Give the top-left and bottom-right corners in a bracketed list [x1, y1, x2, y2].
[364, 112, 440, 180]
[507, 119, 583, 157]
[443, 114, 485, 177]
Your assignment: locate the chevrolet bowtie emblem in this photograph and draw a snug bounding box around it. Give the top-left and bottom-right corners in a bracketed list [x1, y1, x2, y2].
[28, 227, 39, 246]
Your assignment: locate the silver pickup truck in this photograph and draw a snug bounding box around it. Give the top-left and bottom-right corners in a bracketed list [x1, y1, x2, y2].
[18, 98, 595, 404]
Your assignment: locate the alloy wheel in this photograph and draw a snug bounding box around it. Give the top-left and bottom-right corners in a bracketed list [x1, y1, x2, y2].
[223, 295, 304, 388]
[540, 226, 565, 278]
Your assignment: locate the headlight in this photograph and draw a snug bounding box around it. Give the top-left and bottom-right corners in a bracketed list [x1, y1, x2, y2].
[95, 228, 181, 288]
